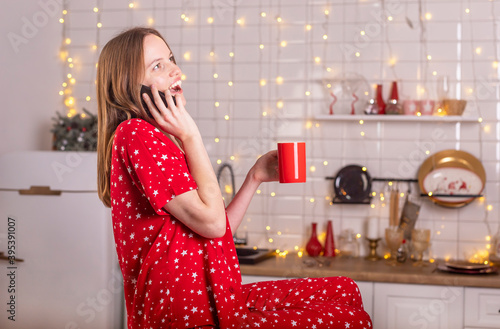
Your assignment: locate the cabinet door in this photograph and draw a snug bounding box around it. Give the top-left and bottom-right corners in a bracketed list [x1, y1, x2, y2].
[374, 282, 464, 329]
[0, 192, 121, 329]
[464, 287, 500, 328]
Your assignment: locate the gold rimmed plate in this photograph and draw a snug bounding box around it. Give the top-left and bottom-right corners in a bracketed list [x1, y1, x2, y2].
[418, 150, 485, 208]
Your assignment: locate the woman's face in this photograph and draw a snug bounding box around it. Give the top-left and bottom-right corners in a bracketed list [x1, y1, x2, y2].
[141, 34, 186, 106]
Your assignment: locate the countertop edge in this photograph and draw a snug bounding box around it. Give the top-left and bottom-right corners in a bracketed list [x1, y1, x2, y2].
[239, 256, 500, 289]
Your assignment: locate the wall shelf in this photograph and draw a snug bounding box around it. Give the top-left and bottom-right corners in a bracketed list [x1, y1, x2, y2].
[314, 114, 480, 123]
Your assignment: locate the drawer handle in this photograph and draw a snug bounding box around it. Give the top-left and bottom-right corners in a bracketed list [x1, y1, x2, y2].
[19, 186, 61, 196]
[0, 252, 24, 263]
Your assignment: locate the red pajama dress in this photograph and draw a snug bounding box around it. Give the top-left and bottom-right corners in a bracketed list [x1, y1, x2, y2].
[110, 118, 372, 329]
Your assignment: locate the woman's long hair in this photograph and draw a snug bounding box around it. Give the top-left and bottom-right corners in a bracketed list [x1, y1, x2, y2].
[96, 27, 171, 207]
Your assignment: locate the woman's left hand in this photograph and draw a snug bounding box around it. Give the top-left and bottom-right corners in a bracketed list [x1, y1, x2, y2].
[251, 150, 279, 183]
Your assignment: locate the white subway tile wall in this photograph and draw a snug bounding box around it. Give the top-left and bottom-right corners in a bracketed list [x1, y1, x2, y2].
[64, 0, 500, 261]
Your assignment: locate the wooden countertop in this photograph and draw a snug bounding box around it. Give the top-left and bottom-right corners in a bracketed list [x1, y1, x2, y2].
[239, 255, 500, 288]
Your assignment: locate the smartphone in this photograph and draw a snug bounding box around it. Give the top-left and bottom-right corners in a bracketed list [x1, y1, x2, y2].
[140, 85, 176, 118]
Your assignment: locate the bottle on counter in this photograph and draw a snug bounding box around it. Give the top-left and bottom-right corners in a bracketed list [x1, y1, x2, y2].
[396, 239, 408, 263]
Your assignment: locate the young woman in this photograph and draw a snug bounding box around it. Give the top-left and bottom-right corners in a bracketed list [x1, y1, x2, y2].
[97, 27, 371, 329]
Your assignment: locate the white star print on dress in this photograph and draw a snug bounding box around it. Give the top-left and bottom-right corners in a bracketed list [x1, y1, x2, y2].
[111, 119, 371, 329]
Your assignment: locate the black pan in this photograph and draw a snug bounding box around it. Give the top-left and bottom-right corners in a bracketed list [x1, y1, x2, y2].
[333, 165, 372, 203]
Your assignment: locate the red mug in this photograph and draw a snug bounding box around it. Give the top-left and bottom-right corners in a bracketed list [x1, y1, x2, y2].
[277, 142, 306, 183]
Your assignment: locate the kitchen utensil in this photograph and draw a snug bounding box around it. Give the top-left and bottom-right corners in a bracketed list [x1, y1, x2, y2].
[398, 195, 420, 241]
[389, 186, 400, 227]
[333, 165, 372, 203]
[418, 150, 485, 208]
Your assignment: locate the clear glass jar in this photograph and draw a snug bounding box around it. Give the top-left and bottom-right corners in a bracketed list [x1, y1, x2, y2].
[339, 229, 359, 258]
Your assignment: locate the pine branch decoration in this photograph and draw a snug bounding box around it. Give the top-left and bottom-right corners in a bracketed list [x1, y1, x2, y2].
[51, 109, 98, 151]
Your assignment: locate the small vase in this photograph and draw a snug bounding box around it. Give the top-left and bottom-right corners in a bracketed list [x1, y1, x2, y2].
[324, 220, 336, 257]
[375, 84, 386, 114]
[306, 222, 323, 257]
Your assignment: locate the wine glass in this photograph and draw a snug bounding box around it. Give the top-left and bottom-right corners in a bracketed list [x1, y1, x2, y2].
[412, 229, 431, 267]
[385, 227, 403, 266]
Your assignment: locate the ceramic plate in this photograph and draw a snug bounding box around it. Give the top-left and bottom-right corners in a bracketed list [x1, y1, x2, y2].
[437, 263, 497, 275]
[333, 165, 371, 203]
[445, 261, 492, 271]
[418, 150, 485, 208]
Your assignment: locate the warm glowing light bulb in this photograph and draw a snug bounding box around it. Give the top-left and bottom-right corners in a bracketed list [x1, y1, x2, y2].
[310, 165, 316, 172]
[181, 74, 187, 80]
[305, 91, 311, 96]
[86, 96, 91, 101]
[183, 52, 191, 60]
[260, 79, 267, 86]
[228, 81, 233, 87]
[207, 17, 214, 24]
[229, 51, 234, 57]
[323, 161, 328, 166]
[93, 7, 99, 12]
[65, 38, 71, 44]
[214, 137, 219, 143]
[213, 73, 218, 79]
[305, 24, 312, 31]
[62, 10, 67, 15]
[270, 192, 276, 197]
[276, 100, 284, 109]
[314, 57, 321, 63]
[280, 40, 287, 47]
[217, 159, 222, 164]
[128, 2, 135, 8]
[209, 50, 215, 57]
[259, 44, 264, 49]
[260, 12, 266, 17]
[224, 115, 230, 120]
[427, 55, 432, 60]
[59, 18, 64, 23]
[322, 34, 328, 40]
[476, 47, 482, 55]
[493, 61, 499, 68]
[425, 12, 432, 20]
[214, 101, 220, 107]
[465, 8, 470, 14]
[97, 22, 102, 28]
[276, 76, 283, 84]
[236, 18, 244, 25]
[355, 52, 360, 57]
[276, 16, 282, 23]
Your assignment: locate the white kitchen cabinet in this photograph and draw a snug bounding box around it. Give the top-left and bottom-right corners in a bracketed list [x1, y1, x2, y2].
[373, 282, 464, 329]
[0, 151, 122, 329]
[464, 287, 500, 328]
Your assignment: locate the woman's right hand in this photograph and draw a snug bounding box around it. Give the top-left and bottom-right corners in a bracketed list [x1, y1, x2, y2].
[142, 85, 200, 142]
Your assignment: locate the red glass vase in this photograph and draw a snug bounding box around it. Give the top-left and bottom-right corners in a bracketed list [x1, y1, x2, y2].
[375, 84, 386, 114]
[324, 220, 336, 257]
[306, 222, 323, 257]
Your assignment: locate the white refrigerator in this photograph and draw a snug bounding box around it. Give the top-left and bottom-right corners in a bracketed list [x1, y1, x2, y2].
[0, 151, 123, 329]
